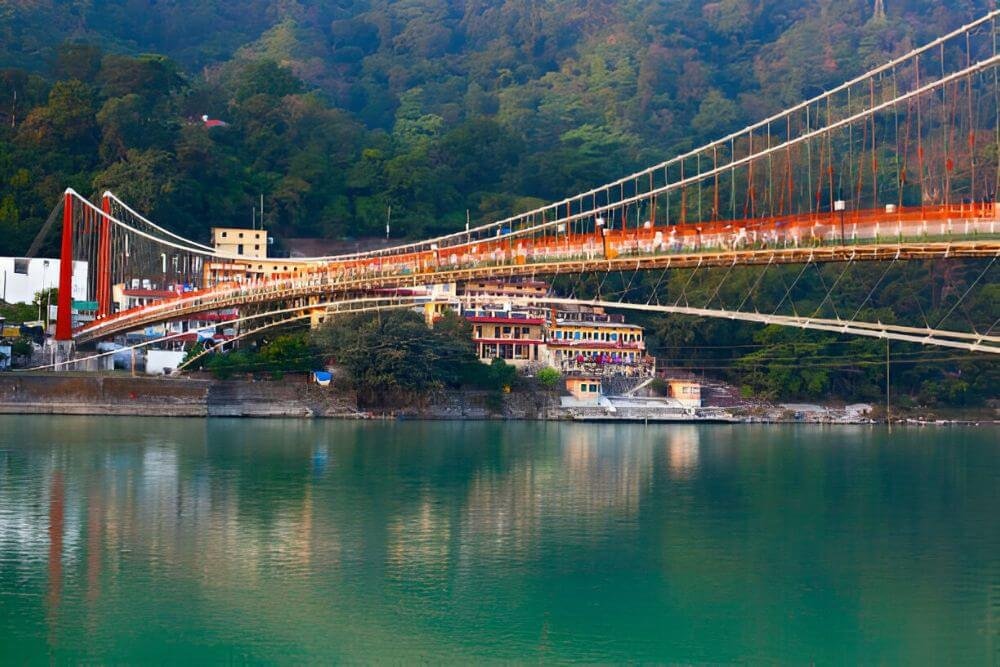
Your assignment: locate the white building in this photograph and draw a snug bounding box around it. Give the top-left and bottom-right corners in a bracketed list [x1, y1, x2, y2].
[0, 258, 88, 305]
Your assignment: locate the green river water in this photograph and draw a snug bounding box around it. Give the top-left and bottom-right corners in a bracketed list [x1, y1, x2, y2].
[0, 417, 997, 663]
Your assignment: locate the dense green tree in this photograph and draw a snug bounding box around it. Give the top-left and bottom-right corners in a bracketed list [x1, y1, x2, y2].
[0, 0, 994, 406]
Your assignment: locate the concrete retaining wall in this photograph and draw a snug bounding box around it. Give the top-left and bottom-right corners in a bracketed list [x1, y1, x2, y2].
[0, 374, 358, 418]
[0, 374, 211, 416]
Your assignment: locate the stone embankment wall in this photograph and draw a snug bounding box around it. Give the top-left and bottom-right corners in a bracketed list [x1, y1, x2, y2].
[0, 374, 359, 418]
[394, 389, 561, 420]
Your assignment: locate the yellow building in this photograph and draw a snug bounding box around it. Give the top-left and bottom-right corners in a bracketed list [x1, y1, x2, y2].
[212, 227, 267, 259]
[565, 376, 603, 402]
[466, 308, 546, 367]
[459, 278, 548, 301]
[202, 227, 316, 285]
[667, 379, 702, 407]
[545, 318, 645, 373]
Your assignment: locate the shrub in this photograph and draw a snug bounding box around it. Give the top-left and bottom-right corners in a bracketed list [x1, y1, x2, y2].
[536, 366, 562, 389]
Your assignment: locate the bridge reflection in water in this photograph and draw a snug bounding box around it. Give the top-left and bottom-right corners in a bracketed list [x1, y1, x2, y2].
[0, 418, 997, 663]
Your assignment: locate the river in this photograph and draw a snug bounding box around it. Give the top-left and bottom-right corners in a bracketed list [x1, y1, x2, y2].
[0, 417, 997, 663]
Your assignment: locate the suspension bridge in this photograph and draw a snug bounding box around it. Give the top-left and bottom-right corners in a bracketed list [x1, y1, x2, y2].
[28, 11, 1000, 366]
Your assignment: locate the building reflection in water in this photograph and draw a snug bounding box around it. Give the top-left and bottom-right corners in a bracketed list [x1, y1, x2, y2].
[21, 425, 698, 604]
[666, 426, 700, 479]
[386, 424, 658, 576]
[11, 420, 702, 650]
[0, 419, 994, 663]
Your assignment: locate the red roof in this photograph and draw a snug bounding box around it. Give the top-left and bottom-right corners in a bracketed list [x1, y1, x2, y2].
[466, 316, 545, 325]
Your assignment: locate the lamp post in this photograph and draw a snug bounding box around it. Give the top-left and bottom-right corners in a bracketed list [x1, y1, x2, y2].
[834, 199, 846, 244]
[595, 216, 605, 257]
[39, 260, 49, 322]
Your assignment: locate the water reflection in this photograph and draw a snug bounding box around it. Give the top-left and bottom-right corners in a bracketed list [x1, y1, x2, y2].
[666, 426, 700, 478]
[0, 418, 996, 663]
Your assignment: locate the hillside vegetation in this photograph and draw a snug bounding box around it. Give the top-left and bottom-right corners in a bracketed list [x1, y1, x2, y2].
[0, 0, 995, 407]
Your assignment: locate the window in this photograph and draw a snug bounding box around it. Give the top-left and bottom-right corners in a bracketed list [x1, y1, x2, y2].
[589, 384, 599, 393]
[221, 231, 228, 238]
[610, 333, 618, 341]
[254, 245, 260, 251]
[574, 331, 581, 340]
[237, 244, 244, 254]
[502, 326, 511, 334]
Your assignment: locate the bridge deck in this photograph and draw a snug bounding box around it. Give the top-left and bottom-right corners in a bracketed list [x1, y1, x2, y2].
[74, 236, 1000, 344]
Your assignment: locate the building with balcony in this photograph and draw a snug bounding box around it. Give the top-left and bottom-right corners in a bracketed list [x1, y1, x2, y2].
[464, 307, 546, 367]
[545, 317, 647, 375]
[458, 278, 548, 302]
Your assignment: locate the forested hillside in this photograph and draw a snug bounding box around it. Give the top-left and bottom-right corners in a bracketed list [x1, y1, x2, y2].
[0, 0, 992, 249]
[0, 0, 995, 406]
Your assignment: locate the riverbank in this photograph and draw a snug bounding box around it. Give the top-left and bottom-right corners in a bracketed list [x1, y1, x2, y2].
[0, 373, 996, 423]
[0, 373, 359, 418]
[0, 373, 570, 420]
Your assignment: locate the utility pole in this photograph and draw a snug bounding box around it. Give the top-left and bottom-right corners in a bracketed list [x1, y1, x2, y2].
[386, 205, 392, 240]
[260, 194, 265, 229]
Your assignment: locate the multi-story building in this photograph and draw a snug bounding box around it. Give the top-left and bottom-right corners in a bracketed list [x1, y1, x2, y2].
[458, 277, 548, 303]
[212, 227, 268, 259]
[454, 281, 652, 379]
[545, 314, 646, 376]
[464, 307, 546, 367]
[204, 226, 312, 285]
